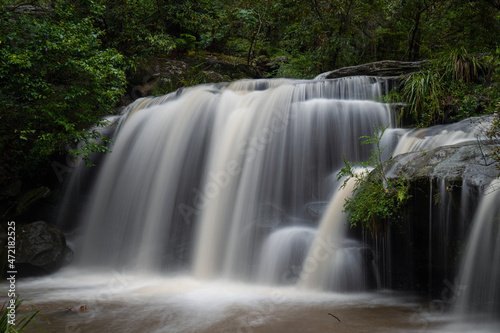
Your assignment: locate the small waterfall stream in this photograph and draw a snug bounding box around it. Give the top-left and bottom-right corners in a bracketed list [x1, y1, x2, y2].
[298, 172, 373, 291]
[456, 180, 500, 316]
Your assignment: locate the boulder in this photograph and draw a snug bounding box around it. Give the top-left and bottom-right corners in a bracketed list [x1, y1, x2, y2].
[126, 55, 264, 101]
[16, 221, 72, 275]
[129, 58, 189, 98]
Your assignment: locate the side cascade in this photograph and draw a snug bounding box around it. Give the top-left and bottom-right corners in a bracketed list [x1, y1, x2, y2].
[455, 180, 500, 316]
[377, 115, 494, 294]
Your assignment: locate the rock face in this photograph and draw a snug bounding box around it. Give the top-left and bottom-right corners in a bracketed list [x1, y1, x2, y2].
[371, 141, 498, 296]
[16, 221, 73, 275]
[316, 60, 428, 79]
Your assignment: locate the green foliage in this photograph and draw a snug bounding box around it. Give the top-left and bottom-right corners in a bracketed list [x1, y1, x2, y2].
[274, 52, 318, 79]
[0, 297, 40, 332]
[439, 48, 486, 84]
[144, 33, 177, 55]
[399, 67, 442, 125]
[0, 4, 126, 181]
[337, 125, 411, 236]
[398, 48, 500, 127]
[174, 33, 198, 53]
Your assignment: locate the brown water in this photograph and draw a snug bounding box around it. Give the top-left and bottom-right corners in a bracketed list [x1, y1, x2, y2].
[6, 269, 499, 333]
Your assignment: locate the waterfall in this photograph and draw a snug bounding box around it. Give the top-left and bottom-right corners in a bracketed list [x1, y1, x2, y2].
[378, 115, 494, 295]
[12, 70, 500, 333]
[74, 77, 392, 285]
[256, 226, 316, 285]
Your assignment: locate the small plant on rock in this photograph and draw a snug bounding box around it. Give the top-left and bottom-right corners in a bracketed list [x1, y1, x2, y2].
[337, 125, 411, 237]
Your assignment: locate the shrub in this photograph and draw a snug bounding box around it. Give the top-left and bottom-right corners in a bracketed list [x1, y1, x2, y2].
[337, 125, 411, 237]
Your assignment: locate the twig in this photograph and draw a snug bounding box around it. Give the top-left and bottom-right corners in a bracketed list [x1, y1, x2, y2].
[476, 137, 496, 166]
[328, 313, 341, 323]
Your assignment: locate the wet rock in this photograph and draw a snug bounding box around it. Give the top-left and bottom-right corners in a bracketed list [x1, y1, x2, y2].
[385, 142, 498, 189]
[202, 70, 226, 83]
[69, 305, 88, 313]
[305, 201, 329, 219]
[129, 58, 189, 98]
[253, 203, 288, 229]
[16, 221, 72, 275]
[372, 141, 499, 296]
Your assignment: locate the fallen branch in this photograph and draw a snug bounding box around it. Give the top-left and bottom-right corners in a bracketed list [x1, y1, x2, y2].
[328, 313, 341, 323]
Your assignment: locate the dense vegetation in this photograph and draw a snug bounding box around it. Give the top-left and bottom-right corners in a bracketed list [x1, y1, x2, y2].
[0, 0, 499, 219]
[396, 48, 500, 127]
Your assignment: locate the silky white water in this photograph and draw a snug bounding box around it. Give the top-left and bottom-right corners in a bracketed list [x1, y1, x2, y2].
[76, 77, 393, 285]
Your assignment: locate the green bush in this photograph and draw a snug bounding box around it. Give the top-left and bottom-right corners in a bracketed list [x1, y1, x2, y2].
[337, 125, 411, 237]
[398, 48, 500, 127]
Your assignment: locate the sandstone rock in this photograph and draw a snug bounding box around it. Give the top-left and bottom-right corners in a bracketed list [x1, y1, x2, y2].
[373, 141, 498, 295]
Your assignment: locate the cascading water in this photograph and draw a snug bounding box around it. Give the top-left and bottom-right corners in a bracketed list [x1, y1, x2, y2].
[76, 77, 392, 286]
[456, 180, 500, 316]
[392, 116, 489, 155]
[256, 226, 315, 285]
[378, 115, 494, 295]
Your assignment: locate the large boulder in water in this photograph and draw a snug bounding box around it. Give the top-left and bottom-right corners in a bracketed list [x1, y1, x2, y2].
[16, 221, 73, 275]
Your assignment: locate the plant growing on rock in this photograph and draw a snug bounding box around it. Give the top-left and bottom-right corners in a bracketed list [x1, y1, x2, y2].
[337, 125, 411, 237]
